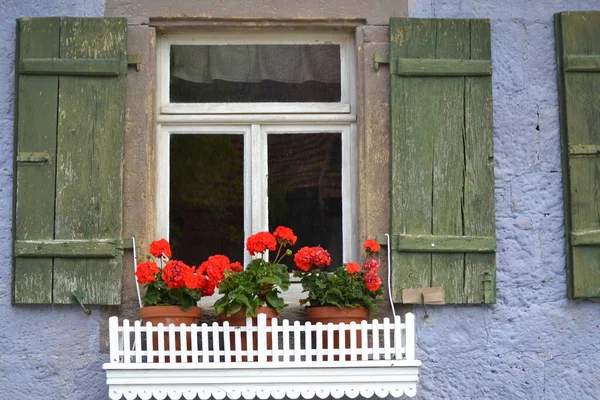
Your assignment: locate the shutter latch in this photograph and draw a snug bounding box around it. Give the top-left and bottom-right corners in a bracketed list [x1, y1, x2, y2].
[482, 272, 493, 303]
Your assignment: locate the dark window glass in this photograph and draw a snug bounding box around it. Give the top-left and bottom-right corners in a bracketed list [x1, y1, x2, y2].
[170, 134, 244, 266]
[268, 133, 342, 271]
[170, 45, 341, 103]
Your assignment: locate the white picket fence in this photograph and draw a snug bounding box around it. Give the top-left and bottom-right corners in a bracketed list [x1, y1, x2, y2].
[103, 313, 421, 400]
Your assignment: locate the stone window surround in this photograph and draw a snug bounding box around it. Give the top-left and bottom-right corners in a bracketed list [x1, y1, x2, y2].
[104, 17, 400, 333]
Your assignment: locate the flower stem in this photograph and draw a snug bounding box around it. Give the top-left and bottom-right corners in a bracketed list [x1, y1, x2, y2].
[273, 244, 284, 264]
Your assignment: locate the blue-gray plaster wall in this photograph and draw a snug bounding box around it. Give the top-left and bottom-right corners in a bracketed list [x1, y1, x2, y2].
[1, 0, 599, 399]
[408, 1, 600, 399]
[0, 1, 105, 399]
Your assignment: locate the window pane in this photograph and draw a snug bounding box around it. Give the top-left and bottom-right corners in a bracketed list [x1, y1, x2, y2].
[268, 133, 342, 271]
[170, 134, 244, 266]
[170, 45, 341, 103]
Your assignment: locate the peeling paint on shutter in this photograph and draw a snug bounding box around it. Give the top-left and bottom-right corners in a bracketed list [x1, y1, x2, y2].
[555, 11, 600, 298]
[13, 17, 127, 305]
[385, 18, 496, 304]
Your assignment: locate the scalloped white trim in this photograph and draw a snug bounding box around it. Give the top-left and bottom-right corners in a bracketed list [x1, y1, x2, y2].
[108, 384, 418, 400]
[105, 364, 420, 399]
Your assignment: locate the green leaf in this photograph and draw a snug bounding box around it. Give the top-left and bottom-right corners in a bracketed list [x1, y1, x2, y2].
[260, 276, 282, 286]
[214, 297, 226, 315]
[227, 302, 242, 316]
[324, 293, 344, 309]
[266, 292, 286, 312]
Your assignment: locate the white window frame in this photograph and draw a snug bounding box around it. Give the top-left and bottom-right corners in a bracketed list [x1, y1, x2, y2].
[156, 123, 358, 266]
[156, 29, 358, 270]
[157, 31, 355, 115]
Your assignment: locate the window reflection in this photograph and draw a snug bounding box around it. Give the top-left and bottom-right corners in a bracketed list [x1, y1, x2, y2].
[169, 134, 244, 266]
[268, 133, 342, 271]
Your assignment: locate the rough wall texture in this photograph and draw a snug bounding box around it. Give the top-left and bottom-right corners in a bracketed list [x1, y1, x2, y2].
[0, 1, 106, 399]
[408, 1, 600, 399]
[2, 0, 600, 399]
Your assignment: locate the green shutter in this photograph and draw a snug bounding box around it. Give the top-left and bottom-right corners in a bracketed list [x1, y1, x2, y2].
[385, 18, 496, 304]
[555, 11, 600, 298]
[13, 17, 127, 305]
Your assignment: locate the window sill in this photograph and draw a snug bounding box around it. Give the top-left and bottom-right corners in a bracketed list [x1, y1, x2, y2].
[103, 314, 421, 400]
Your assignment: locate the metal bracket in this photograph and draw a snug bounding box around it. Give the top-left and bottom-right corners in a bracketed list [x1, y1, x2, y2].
[127, 54, 143, 72]
[117, 238, 135, 250]
[373, 53, 390, 71]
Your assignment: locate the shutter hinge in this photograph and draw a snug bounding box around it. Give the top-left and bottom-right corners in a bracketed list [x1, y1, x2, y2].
[373, 53, 390, 71]
[117, 238, 135, 249]
[482, 272, 493, 303]
[127, 54, 143, 72]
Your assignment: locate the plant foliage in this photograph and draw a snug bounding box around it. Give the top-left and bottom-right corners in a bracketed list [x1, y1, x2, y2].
[293, 240, 384, 314]
[214, 227, 296, 318]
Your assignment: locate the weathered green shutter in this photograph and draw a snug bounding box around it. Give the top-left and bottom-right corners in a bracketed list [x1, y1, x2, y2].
[385, 18, 496, 304]
[555, 11, 600, 298]
[13, 17, 127, 305]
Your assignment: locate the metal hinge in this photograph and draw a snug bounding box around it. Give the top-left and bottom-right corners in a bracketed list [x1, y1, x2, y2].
[373, 53, 390, 71]
[127, 54, 142, 71]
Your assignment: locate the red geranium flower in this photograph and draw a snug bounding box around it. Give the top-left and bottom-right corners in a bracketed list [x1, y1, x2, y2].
[135, 261, 159, 284]
[229, 262, 243, 273]
[294, 247, 312, 271]
[183, 267, 207, 290]
[345, 262, 361, 275]
[200, 255, 232, 283]
[273, 226, 297, 246]
[162, 260, 190, 289]
[312, 247, 332, 268]
[294, 247, 313, 271]
[246, 231, 277, 256]
[149, 238, 172, 258]
[364, 259, 380, 272]
[294, 246, 331, 271]
[202, 277, 218, 297]
[363, 239, 380, 255]
[364, 270, 382, 292]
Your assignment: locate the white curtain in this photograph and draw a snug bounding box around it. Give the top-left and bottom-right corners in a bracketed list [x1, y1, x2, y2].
[171, 45, 340, 84]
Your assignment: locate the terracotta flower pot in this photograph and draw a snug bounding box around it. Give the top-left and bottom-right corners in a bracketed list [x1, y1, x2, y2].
[218, 306, 279, 361]
[306, 305, 370, 360]
[139, 305, 202, 362]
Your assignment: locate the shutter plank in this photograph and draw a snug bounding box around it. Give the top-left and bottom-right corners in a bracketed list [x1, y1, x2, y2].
[390, 18, 436, 301]
[53, 18, 126, 304]
[430, 19, 469, 304]
[556, 11, 600, 298]
[464, 19, 496, 303]
[13, 18, 60, 304]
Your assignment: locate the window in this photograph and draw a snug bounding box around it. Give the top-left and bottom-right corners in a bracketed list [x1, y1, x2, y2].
[155, 30, 358, 268]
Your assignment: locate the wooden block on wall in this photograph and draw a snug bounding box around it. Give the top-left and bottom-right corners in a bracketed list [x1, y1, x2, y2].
[402, 287, 445, 305]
